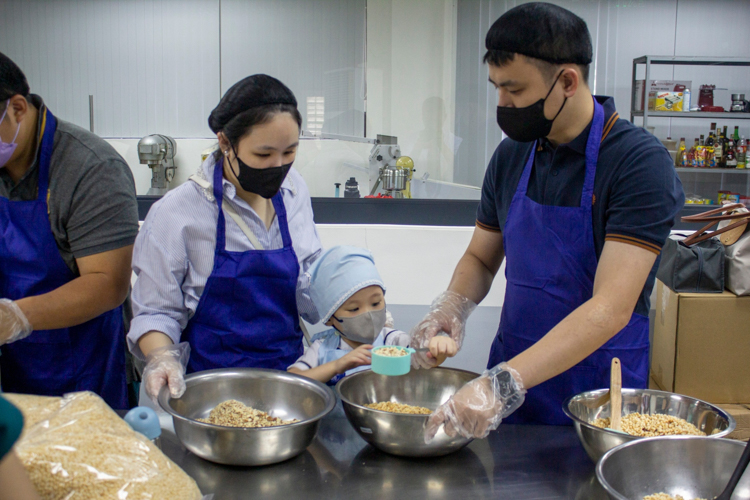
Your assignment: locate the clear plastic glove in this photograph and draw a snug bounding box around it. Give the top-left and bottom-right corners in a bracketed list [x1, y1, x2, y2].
[409, 291, 476, 369]
[424, 362, 526, 441]
[142, 342, 191, 404]
[0, 299, 33, 346]
[384, 310, 395, 328]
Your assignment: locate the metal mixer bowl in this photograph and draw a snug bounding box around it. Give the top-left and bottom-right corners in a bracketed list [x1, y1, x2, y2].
[597, 436, 750, 500]
[563, 388, 736, 462]
[336, 367, 479, 457]
[158, 368, 336, 466]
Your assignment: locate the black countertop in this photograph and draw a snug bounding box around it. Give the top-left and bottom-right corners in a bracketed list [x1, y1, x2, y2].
[138, 194, 711, 231]
[158, 402, 609, 499]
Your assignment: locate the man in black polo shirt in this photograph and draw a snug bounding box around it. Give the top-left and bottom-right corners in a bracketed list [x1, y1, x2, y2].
[415, 3, 684, 439]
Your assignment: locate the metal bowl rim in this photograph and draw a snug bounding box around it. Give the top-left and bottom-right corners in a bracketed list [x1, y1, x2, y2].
[594, 435, 748, 500]
[561, 387, 737, 438]
[158, 367, 336, 431]
[334, 366, 480, 417]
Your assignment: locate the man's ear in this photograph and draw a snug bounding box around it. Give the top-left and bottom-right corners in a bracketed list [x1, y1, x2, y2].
[8, 95, 29, 125]
[559, 66, 580, 98]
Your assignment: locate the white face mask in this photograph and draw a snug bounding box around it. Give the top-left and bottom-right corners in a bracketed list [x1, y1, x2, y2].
[331, 307, 387, 344]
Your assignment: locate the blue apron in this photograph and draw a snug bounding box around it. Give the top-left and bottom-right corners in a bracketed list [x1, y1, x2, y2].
[487, 99, 649, 425]
[312, 328, 389, 386]
[0, 108, 128, 409]
[181, 157, 303, 373]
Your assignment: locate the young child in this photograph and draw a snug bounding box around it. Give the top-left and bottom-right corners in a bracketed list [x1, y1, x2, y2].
[288, 246, 456, 385]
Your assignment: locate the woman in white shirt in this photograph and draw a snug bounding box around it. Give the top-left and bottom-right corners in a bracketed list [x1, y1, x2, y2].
[128, 74, 322, 402]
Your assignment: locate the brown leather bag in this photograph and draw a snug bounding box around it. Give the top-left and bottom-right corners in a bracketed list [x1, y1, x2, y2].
[657, 204, 750, 293]
[681, 203, 749, 246]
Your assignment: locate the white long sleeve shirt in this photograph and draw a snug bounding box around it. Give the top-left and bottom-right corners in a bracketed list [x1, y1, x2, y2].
[127, 155, 322, 358]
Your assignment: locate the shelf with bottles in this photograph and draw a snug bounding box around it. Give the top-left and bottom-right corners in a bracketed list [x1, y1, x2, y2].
[674, 123, 747, 170]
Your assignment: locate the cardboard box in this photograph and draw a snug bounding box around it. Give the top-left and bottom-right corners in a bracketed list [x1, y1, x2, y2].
[717, 404, 750, 442]
[650, 280, 750, 404]
[634, 80, 692, 111]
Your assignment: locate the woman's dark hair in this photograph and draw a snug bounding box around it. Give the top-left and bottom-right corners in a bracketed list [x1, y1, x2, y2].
[0, 52, 30, 111]
[208, 74, 302, 159]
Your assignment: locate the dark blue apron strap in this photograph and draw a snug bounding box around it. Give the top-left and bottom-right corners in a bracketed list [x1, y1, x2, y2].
[271, 192, 293, 249]
[212, 156, 227, 252]
[515, 143, 537, 197]
[36, 107, 57, 201]
[580, 99, 605, 208]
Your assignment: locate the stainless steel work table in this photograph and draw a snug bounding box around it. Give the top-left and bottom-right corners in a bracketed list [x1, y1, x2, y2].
[158, 402, 610, 499]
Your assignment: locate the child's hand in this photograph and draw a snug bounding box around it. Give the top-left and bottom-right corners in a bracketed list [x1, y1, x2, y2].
[428, 336, 457, 366]
[335, 344, 373, 374]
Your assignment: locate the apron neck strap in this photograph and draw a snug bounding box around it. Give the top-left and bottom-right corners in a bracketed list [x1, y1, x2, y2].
[271, 191, 293, 249]
[36, 107, 57, 201]
[213, 156, 227, 250]
[515, 98, 606, 208]
[212, 157, 294, 251]
[580, 98, 605, 207]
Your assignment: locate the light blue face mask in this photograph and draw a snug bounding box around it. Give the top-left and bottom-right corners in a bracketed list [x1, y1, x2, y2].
[331, 307, 387, 344]
[0, 101, 21, 168]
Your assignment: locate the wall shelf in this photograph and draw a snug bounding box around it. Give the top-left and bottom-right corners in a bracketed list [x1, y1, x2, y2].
[632, 111, 750, 119]
[632, 56, 750, 66]
[629, 55, 750, 128]
[675, 168, 750, 174]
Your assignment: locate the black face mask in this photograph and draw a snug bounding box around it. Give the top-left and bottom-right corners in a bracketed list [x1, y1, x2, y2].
[229, 145, 292, 199]
[496, 70, 567, 143]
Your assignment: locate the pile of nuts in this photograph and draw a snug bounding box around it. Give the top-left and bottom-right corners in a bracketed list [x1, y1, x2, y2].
[198, 399, 298, 428]
[593, 413, 705, 437]
[365, 402, 432, 414]
[643, 494, 707, 500]
[374, 346, 408, 357]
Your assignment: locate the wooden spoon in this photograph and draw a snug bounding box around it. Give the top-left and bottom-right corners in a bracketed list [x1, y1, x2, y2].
[609, 357, 622, 432]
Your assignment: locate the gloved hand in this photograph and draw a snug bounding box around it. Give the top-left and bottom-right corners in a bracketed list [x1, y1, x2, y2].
[409, 291, 476, 369]
[142, 342, 191, 404]
[424, 362, 526, 441]
[0, 299, 33, 346]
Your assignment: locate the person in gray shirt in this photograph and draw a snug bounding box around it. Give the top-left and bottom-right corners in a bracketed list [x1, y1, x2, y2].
[0, 52, 138, 409]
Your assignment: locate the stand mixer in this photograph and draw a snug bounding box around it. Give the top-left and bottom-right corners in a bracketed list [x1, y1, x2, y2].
[379, 155, 415, 198]
[309, 132, 415, 198]
[138, 134, 177, 196]
[368, 135, 415, 198]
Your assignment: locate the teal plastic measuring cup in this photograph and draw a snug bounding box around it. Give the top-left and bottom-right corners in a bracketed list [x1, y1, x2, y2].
[371, 346, 416, 376]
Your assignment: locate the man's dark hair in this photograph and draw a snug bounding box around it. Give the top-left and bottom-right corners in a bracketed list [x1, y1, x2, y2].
[0, 52, 30, 110]
[483, 2, 592, 83]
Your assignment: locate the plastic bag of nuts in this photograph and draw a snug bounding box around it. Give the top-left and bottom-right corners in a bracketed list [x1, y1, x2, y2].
[5, 391, 206, 500]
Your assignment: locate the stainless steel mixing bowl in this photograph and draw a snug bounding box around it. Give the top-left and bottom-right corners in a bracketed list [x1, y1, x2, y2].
[563, 388, 736, 462]
[158, 368, 336, 466]
[597, 436, 750, 500]
[336, 367, 479, 457]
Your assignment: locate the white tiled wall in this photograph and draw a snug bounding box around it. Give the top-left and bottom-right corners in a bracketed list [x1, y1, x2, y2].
[316, 224, 506, 308]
